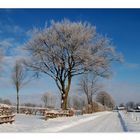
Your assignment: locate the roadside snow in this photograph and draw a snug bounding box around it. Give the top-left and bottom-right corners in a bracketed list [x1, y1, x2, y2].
[33, 111, 111, 132]
[119, 111, 140, 132]
[0, 111, 124, 132]
[60, 111, 123, 132]
[0, 111, 110, 132]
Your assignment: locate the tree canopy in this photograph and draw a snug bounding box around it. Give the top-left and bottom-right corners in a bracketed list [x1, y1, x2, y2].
[24, 19, 121, 109]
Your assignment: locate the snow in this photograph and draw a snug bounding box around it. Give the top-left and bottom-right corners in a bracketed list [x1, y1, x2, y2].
[119, 111, 140, 132]
[60, 111, 123, 132]
[0, 103, 10, 108]
[46, 110, 59, 114]
[0, 111, 125, 132]
[35, 112, 108, 132]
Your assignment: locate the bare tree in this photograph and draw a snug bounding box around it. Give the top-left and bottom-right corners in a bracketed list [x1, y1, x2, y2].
[24, 19, 121, 110]
[41, 92, 51, 108]
[79, 74, 102, 106]
[96, 91, 115, 109]
[11, 59, 31, 113]
[80, 96, 86, 109]
[41, 92, 56, 108]
[72, 95, 86, 110]
[67, 96, 72, 108]
[119, 103, 125, 107]
[136, 102, 140, 108]
[0, 98, 12, 105]
[23, 103, 36, 107]
[72, 95, 81, 110]
[2, 99, 12, 105]
[0, 98, 2, 103]
[126, 101, 135, 109]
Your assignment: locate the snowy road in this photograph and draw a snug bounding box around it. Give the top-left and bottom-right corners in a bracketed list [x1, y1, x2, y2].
[0, 111, 124, 132]
[59, 112, 123, 132]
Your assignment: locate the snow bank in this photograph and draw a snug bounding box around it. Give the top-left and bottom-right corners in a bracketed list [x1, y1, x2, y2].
[0, 111, 111, 132]
[34, 112, 110, 132]
[119, 111, 140, 132]
[0, 104, 10, 108]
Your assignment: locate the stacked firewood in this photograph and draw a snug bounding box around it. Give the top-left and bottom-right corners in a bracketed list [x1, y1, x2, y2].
[0, 104, 15, 124]
[44, 109, 74, 120]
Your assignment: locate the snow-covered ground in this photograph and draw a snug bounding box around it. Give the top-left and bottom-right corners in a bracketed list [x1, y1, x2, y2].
[0, 111, 125, 132]
[119, 111, 140, 132]
[60, 111, 123, 132]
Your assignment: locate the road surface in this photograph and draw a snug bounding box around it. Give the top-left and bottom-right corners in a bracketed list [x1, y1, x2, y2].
[33, 111, 124, 132]
[0, 111, 124, 132]
[59, 112, 124, 132]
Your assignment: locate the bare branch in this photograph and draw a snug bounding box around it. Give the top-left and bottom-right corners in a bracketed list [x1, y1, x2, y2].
[24, 19, 121, 109]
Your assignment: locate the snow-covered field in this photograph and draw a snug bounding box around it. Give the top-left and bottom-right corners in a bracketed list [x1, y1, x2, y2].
[118, 111, 140, 132]
[0, 111, 124, 132]
[1, 111, 139, 132]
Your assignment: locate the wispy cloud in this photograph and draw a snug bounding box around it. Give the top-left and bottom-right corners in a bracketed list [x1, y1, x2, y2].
[0, 38, 14, 48]
[0, 23, 25, 35]
[0, 38, 25, 58]
[124, 62, 140, 69]
[0, 18, 30, 58]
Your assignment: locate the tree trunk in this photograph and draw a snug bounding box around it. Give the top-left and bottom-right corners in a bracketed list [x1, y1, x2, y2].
[16, 88, 19, 113]
[86, 95, 93, 113]
[56, 72, 72, 110]
[60, 78, 71, 110]
[61, 91, 68, 110]
[86, 95, 92, 105]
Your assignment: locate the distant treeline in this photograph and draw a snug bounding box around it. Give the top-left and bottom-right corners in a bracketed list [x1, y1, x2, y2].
[119, 101, 140, 109]
[0, 98, 12, 105]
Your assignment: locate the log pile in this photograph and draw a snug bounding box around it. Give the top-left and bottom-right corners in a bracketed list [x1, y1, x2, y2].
[0, 104, 15, 124]
[44, 109, 74, 120]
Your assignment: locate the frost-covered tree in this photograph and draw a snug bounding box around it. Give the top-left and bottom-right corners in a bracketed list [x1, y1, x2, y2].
[41, 93, 49, 108]
[96, 91, 115, 109]
[11, 59, 31, 113]
[126, 101, 135, 109]
[41, 92, 56, 108]
[0, 98, 11, 105]
[24, 19, 121, 110]
[79, 74, 102, 105]
[119, 103, 125, 108]
[41, 92, 51, 108]
[68, 95, 86, 109]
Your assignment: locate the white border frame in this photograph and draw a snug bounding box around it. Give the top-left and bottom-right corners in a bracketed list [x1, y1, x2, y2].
[0, 0, 140, 140]
[0, 0, 140, 8]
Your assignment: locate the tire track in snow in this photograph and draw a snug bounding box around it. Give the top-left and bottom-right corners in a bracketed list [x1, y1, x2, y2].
[118, 111, 128, 132]
[32, 112, 111, 132]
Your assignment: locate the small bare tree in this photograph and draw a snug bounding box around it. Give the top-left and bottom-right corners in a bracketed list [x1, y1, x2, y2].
[72, 96, 81, 110]
[2, 99, 12, 105]
[96, 91, 115, 109]
[0, 98, 12, 105]
[23, 103, 36, 107]
[0, 98, 2, 103]
[119, 103, 125, 107]
[126, 101, 135, 109]
[136, 102, 140, 108]
[80, 96, 86, 109]
[41, 92, 56, 108]
[72, 95, 86, 110]
[67, 96, 72, 108]
[11, 59, 31, 113]
[79, 74, 102, 105]
[41, 92, 51, 108]
[24, 19, 121, 110]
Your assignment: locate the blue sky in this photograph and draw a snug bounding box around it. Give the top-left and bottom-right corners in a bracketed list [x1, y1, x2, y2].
[0, 9, 140, 105]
